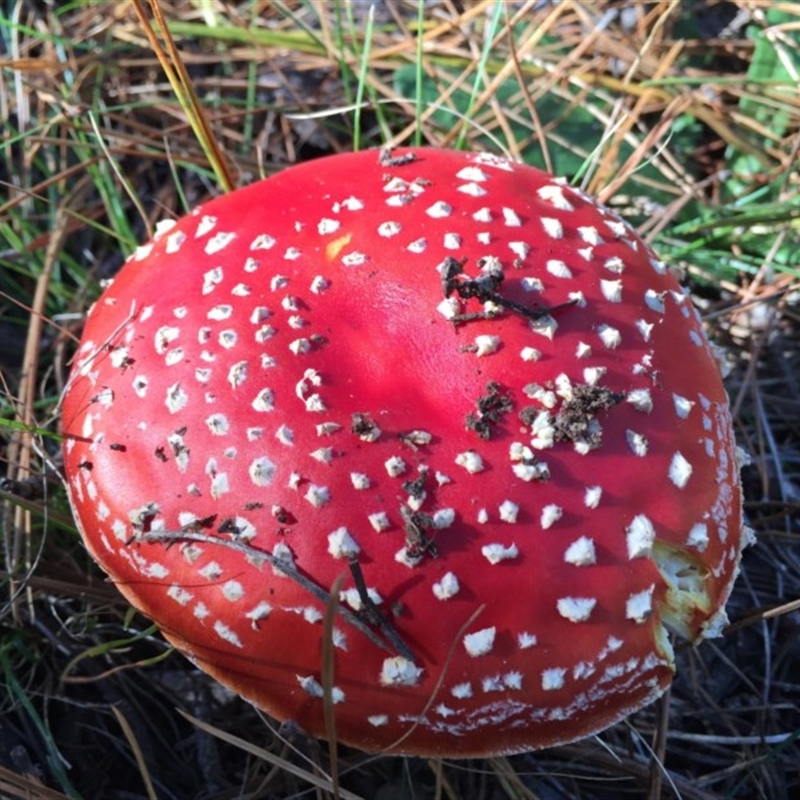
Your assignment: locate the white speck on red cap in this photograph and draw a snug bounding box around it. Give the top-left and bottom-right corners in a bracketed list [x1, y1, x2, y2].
[310, 275, 330, 294]
[213, 620, 243, 648]
[451, 682, 473, 699]
[340, 587, 382, 612]
[270, 542, 294, 576]
[540, 504, 563, 529]
[248, 456, 277, 486]
[317, 218, 340, 235]
[687, 523, 709, 551]
[304, 484, 331, 507]
[583, 366, 606, 386]
[165, 383, 188, 413]
[378, 221, 402, 237]
[600, 279, 623, 303]
[310, 447, 334, 463]
[327, 527, 360, 559]
[626, 429, 649, 457]
[221, 580, 244, 601]
[541, 667, 567, 691]
[521, 276, 544, 292]
[457, 182, 486, 197]
[341, 196, 366, 210]
[626, 586, 655, 623]
[432, 572, 460, 600]
[250, 233, 275, 250]
[432, 508, 456, 529]
[131, 375, 149, 398]
[473, 334, 501, 356]
[557, 597, 597, 622]
[541, 217, 563, 239]
[350, 472, 370, 490]
[644, 289, 666, 313]
[437, 298, 461, 319]
[456, 166, 489, 182]
[426, 201, 452, 218]
[455, 451, 484, 474]
[481, 543, 519, 564]
[546, 260, 572, 279]
[564, 536, 596, 566]
[342, 252, 368, 266]
[626, 514, 656, 559]
[537, 184, 574, 211]
[578, 226, 603, 246]
[195, 215, 217, 237]
[636, 319, 655, 342]
[529, 314, 558, 340]
[275, 425, 294, 446]
[303, 393, 326, 413]
[154, 325, 180, 353]
[296, 675, 324, 698]
[368, 512, 391, 532]
[380, 656, 423, 686]
[463, 626, 496, 657]
[168, 585, 193, 605]
[509, 241, 530, 260]
[669, 451, 693, 488]
[384, 456, 407, 477]
[204, 413, 229, 436]
[627, 388, 653, 413]
[597, 324, 622, 349]
[498, 499, 519, 523]
[521, 346, 542, 362]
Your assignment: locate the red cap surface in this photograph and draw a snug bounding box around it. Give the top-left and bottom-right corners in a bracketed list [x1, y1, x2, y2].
[62, 147, 747, 756]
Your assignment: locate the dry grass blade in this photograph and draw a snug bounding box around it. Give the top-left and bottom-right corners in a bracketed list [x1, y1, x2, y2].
[322, 571, 347, 800]
[646, 686, 672, 800]
[110, 705, 159, 800]
[487, 757, 544, 799]
[380, 603, 486, 755]
[176, 709, 365, 800]
[3, 201, 73, 622]
[130, 0, 235, 191]
[0, 765, 71, 800]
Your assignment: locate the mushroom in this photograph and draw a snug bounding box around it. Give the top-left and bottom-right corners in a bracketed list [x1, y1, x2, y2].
[61, 147, 748, 756]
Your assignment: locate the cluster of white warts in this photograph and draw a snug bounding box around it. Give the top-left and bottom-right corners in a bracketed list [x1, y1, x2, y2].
[69, 150, 737, 733]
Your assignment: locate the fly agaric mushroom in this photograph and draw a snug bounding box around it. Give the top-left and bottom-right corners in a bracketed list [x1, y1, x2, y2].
[61, 147, 749, 756]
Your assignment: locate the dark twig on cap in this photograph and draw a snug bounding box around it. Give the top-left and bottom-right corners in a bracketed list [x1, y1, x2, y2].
[138, 530, 415, 660]
[441, 256, 577, 323]
[347, 559, 415, 662]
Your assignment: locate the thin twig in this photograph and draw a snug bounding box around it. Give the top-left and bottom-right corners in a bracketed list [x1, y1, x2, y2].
[138, 530, 414, 659]
[348, 559, 414, 662]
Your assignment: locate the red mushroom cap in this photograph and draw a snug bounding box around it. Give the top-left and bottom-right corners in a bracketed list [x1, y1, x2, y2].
[62, 147, 747, 756]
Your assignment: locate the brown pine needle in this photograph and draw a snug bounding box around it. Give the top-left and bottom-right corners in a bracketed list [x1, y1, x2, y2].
[130, 0, 235, 192]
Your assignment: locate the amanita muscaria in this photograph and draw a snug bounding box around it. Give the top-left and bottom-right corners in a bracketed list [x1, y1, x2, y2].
[62, 147, 749, 756]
